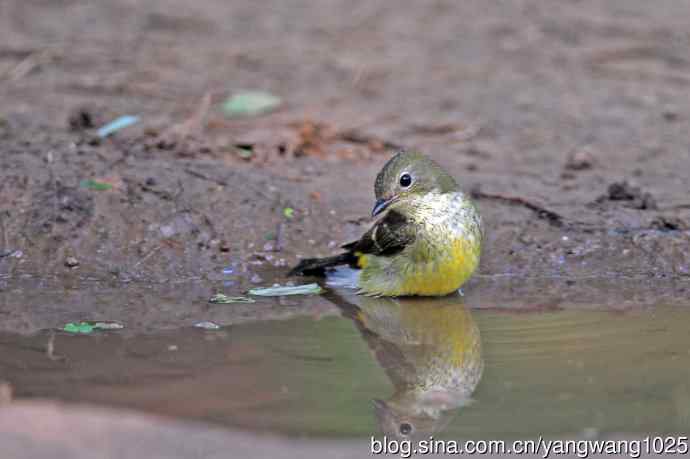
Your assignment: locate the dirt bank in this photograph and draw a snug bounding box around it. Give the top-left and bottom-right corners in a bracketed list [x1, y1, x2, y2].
[1, 1, 689, 332]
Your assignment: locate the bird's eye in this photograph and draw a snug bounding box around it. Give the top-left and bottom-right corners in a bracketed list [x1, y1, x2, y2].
[399, 173, 412, 188]
[399, 422, 413, 436]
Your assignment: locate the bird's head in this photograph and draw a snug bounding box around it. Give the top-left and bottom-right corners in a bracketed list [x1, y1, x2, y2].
[372, 151, 458, 217]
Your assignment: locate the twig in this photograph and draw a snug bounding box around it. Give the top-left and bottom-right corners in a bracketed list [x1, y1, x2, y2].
[132, 245, 161, 268]
[337, 129, 404, 151]
[586, 46, 690, 85]
[1, 48, 56, 81]
[408, 123, 481, 141]
[274, 222, 285, 252]
[471, 188, 564, 227]
[46, 331, 66, 362]
[156, 91, 212, 145]
[184, 168, 228, 187]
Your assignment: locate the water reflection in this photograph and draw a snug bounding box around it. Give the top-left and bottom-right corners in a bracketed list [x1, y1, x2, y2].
[325, 290, 482, 440]
[2, 285, 690, 438]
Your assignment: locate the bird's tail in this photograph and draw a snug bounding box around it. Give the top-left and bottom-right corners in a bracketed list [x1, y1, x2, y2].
[288, 252, 357, 276]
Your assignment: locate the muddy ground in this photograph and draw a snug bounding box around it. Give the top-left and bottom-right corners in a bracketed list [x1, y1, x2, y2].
[1, 0, 690, 334]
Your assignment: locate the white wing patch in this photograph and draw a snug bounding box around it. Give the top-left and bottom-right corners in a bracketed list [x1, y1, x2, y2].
[325, 266, 361, 290]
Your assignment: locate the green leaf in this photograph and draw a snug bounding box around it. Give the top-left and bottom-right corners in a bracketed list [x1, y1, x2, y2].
[63, 322, 95, 334]
[80, 179, 112, 191]
[235, 144, 254, 159]
[249, 283, 323, 297]
[209, 293, 256, 304]
[222, 91, 281, 117]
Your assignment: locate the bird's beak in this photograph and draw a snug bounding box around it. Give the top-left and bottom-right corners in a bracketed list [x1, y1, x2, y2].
[371, 196, 396, 217]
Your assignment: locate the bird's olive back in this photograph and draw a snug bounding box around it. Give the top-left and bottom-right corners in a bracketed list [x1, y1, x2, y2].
[374, 151, 458, 199]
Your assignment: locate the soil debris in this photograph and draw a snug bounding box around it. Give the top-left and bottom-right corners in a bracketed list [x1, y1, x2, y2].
[470, 187, 564, 227]
[64, 257, 80, 268]
[68, 106, 100, 131]
[154, 92, 212, 149]
[337, 128, 404, 152]
[650, 216, 688, 231]
[564, 147, 595, 171]
[596, 181, 657, 210]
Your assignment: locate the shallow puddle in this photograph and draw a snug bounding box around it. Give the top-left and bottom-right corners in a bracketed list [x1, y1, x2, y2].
[1, 282, 689, 442]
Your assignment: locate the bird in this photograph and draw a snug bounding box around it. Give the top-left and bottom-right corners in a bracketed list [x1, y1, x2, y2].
[289, 150, 483, 297]
[324, 290, 483, 440]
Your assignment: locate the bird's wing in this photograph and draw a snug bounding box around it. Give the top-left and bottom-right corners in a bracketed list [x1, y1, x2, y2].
[342, 210, 416, 257]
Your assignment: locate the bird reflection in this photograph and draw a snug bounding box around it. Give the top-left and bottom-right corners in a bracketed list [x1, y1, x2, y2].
[324, 290, 483, 440]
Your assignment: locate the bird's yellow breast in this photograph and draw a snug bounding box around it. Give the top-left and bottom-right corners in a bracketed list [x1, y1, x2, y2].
[357, 236, 480, 297]
[397, 237, 479, 296]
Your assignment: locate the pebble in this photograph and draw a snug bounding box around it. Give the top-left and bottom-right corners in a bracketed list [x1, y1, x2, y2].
[159, 225, 176, 238]
[194, 321, 221, 330]
[274, 258, 287, 267]
[65, 256, 79, 268]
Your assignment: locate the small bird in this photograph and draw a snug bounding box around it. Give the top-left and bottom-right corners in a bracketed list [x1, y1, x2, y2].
[325, 290, 483, 440]
[289, 151, 482, 296]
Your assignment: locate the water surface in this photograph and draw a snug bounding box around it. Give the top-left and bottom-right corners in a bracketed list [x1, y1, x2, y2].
[1, 283, 689, 440]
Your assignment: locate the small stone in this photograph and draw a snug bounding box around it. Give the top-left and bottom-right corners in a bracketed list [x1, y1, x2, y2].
[564, 148, 594, 171]
[65, 257, 79, 268]
[599, 181, 657, 210]
[68, 106, 96, 131]
[194, 321, 221, 330]
[250, 273, 263, 284]
[160, 225, 176, 237]
[662, 105, 679, 122]
[650, 216, 687, 231]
